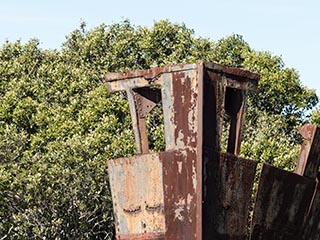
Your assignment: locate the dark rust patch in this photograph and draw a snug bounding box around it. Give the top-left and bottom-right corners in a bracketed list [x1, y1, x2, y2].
[203, 151, 257, 240]
[161, 149, 199, 239]
[250, 164, 316, 240]
[171, 71, 198, 149]
[301, 182, 320, 239]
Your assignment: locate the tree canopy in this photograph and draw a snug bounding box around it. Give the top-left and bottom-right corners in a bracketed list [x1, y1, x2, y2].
[0, 20, 318, 239]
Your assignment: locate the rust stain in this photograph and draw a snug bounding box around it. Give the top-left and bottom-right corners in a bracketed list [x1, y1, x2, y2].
[161, 149, 199, 239]
[295, 124, 320, 179]
[108, 153, 166, 238]
[203, 151, 257, 239]
[250, 164, 316, 240]
[301, 182, 320, 239]
[171, 71, 198, 149]
[116, 232, 166, 240]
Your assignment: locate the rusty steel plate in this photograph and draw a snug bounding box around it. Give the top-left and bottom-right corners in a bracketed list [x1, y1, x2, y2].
[203, 151, 257, 239]
[161, 66, 202, 151]
[301, 182, 320, 239]
[160, 148, 200, 239]
[108, 153, 166, 239]
[250, 164, 316, 240]
[217, 153, 257, 239]
[108, 148, 201, 240]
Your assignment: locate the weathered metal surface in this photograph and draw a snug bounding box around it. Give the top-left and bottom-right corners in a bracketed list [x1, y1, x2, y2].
[108, 148, 201, 239]
[108, 153, 166, 239]
[104, 63, 259, 88]
[114, 84, 162, 154]
[106, 62, 205, 239]
[105, 63, 203, 155]
[203, 62, 258, 161]
[170, 70, 200, 149]
[203, 150, 257, 240]
[250, 164, 316, 240]
[204, 67, 256, 156]
[205, 70, 226, 153]
[225, 88, 246, 155]
[104, 62, 259, 156]
[105, 62, 260, 239]
[126, 88, 144, 154]
[293, 124, 320, 239]
[104, 64, 197, 93]
[301, 181, 320, 239]
[295, 124, 320, 179]
[202, 63, 255, 237]
[105, 64, 197, 82]
[203, 64, 259, 239]
[104, 62, 259, 93]
[216, 153, 257, 239]
[104, 61, 320, 240]
[161, 149, 200, 239]
[133, 87, 161, 154]
[204, 62, 260, 91]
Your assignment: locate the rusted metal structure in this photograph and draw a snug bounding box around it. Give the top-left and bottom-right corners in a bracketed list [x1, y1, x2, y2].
[104, 62, 320, 239]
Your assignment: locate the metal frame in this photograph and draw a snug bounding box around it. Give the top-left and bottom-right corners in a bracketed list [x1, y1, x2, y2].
[104, 61, 320, 239]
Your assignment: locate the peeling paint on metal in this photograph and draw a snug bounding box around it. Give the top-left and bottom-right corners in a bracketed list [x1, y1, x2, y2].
[192, 164, 197, 191]
[105, 62, 261, 239]
[108, 153, 166, 237]
[103, 63, 320, 239]
[177, 161, 183, 174]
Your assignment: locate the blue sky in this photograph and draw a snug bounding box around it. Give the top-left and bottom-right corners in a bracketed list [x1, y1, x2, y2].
[1, 0, 319, 97]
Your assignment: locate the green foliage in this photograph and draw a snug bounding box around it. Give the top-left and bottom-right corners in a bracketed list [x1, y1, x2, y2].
[0, 20, 215, 239]
[146, 103, 165, 152]
[240, 112, 300, 171]
[244, 51, 317, 127]
[0, 20, 318, 239]
[213, 35, 318, 128]
[213, 34, 251, 67]
[311, 106, 320, 126]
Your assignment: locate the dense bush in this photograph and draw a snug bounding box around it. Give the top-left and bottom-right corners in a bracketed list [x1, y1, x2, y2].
[0, 20, 318, 239]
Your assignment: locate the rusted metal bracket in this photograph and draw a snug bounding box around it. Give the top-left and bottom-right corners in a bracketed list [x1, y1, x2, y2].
[225, 87, 247, 155]
[132, 87, 161, 154]
[205, 67, 252, 156]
